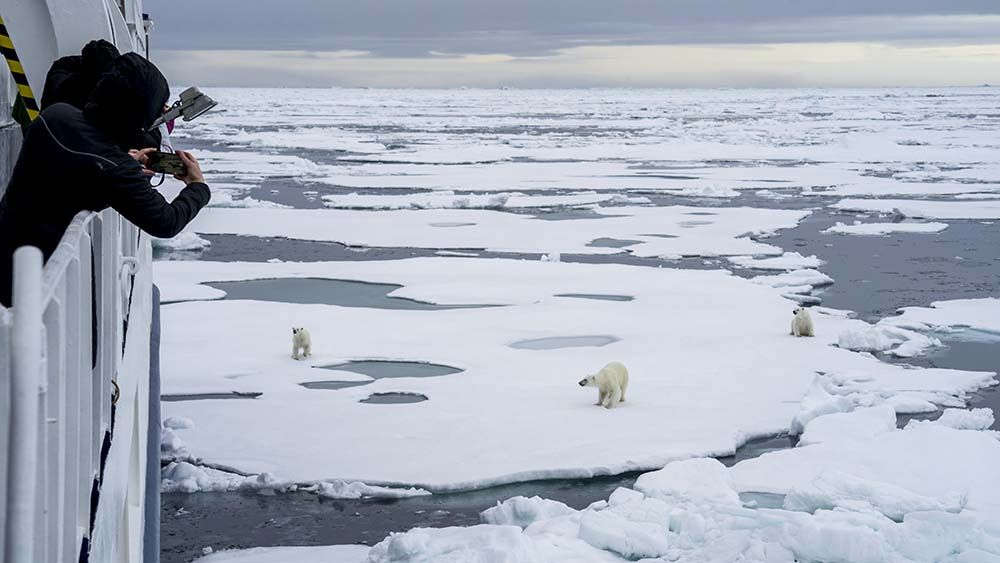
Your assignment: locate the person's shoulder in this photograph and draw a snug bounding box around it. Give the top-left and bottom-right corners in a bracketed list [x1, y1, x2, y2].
[32, 105, 135, 170]
[39, 101, 82, 118]
[36, 102, 89, 130]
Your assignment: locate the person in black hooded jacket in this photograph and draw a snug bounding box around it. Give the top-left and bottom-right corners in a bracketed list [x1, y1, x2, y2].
[0, 52, 211, 306]
[41, 40, 164, 150]
[40, 39, 121, 110]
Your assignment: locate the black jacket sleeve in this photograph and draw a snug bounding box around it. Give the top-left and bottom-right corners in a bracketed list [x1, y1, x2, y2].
[103, 161, 211, 238]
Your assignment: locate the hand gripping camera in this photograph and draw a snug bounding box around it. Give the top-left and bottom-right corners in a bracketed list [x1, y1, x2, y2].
[149, 86, 218, 130]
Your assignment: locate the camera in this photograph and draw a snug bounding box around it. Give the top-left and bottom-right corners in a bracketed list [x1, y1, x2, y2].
[146, 151, 187, 175]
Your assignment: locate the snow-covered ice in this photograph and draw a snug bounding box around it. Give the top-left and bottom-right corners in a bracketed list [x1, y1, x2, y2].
[833, 199, 1000, 220]
[156, 258, 995, 490]
[152, 231, 211, 252]
[160, 87, 1000, 560]
[180, 88, 1000, 205]
[481, 497, 578, 528]
[727, 252, 824, 271]
[797, 405, 897, 447]
[782, 469, 966, 522]
[347, 419, 1000, 562]
[321, 191, 647, 210]
[750, 268, 833, 292]
[823, 221, 950, 236]
[195, 545, 369, 563]
[880, 298, 1000, 337]
[837, 320, 941, 357]
[187, 205, 808, 259]
[161, 461, 255, 494]
[633, 458, 740, 506]
[312, 481, 430, 500]
[931, 408, 996, 431]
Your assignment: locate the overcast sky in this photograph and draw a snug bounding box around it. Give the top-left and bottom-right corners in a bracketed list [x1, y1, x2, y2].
[149, 0, 1000, 87]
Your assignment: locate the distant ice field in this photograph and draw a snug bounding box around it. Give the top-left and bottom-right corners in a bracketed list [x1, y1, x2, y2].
[175, 87, 1000, 203]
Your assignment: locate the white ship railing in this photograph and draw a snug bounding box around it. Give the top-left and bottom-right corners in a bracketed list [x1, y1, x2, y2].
[1, 209, 152, 563]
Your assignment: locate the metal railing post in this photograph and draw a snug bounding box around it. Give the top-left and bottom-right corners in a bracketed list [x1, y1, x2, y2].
[6, 246, 43, 563]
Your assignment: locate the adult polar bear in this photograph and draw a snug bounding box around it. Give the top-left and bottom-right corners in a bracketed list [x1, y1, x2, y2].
[579, 361, 629, 409]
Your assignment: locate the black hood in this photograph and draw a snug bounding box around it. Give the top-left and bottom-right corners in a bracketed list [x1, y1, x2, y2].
[81, 39, 120, 77]
[83, 53, 169, 150]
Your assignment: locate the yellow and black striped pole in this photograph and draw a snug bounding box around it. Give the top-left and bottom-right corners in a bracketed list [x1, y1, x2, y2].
[0, 15, 40, 131]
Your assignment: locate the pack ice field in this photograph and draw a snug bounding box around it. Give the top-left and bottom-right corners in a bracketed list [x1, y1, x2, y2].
[155, 87, 1000, 563]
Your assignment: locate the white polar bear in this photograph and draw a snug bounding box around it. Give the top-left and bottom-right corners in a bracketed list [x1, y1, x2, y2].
[578, 361, 629, 409]
[790, 307, 814, 337]
[292, 327, 312, 360]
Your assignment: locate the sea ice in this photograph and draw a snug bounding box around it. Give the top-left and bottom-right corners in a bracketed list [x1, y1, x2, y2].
[161, 461, 251, 494]
[350, 420, 1000, 562]
[751, 268, 834, 290]
[366, 525, 542, 562]
[885, 393, 939, 415]
[186, 205, 808, 259]
[313, 481, 430, 500]
[208, 190, 290, 210]
[321, 191, 643, 210]
[880, 299, 1000, 336]
[152, 231, 211, 252]
[170, 87, 1000, 561]
[837, 321, 939, 357]
[156, 258, 995, 489]
[790, 377, 855, 435]
[728, 252, 824, 271]
[633, 458, 740, 506]
[823, 222, 949, 235]
[195, 545, 370, 563]
[797, 405, 897, 446]
[930, 408, 995, 431]
[163, 416, 195, 430]
[833, 199, 1000, 220]
[481, 496, 577, 528]
[196, 149, 324, 182]
[577, 508, 671, 559]
[784, 470, 965, 521]
[838, 323, 899, 353]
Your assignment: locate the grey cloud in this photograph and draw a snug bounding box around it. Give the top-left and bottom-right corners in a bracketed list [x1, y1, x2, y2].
[147, 0, 1000, 56]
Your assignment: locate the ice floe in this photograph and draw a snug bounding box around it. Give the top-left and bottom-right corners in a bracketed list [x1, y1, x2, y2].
[152, 231, 212, 252]
[797, 405, 897, 446]
[156, 258, 995, 490]
[197, 150, 324, 182]
[727, 252, 824, 271]
[880, 298, 1000, 337]
[833, 199, 1000, 220]
[195, 545, 369, 563]
[180, 88, 1000, 207]
[321, 191, 647, 210]
[931, 408, 996, 431]
[481, 496, 578, 527]
[187, 205, 808, 258]
[823, 221, 950, 235]
[346, 419, 1000, 562]
[837, 320, 941, 358]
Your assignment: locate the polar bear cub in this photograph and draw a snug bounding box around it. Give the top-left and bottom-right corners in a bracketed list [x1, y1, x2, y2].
[790, 307, 814, 337]
[579, 361, 629, 409]
[292, 327, 312, 360]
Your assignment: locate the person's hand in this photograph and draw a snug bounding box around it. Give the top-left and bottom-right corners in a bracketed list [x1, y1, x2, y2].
[174, 150, 206, 185]
[129, 147, 156, 177]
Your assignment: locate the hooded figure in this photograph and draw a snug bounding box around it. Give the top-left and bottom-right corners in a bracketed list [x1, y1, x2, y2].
[0, 53, 210, 306]
[41, 41, 163, 149]
[40, 39, 121, 110]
